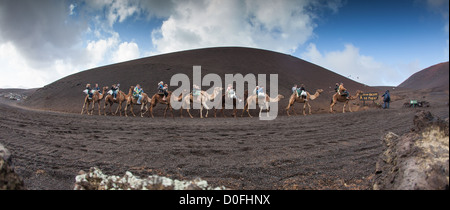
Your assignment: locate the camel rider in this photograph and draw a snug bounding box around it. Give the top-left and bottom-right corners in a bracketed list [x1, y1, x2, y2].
[84, 84, 93, 99]
[111, 83, 120, 99]
[299, 84, 307, 100]
[292, 85, 299, 97]
[157, 81, 169, 101]
[133, 84, 144, 105]
[253, 86, 259, 95]
[338, 83, 350, 99]
[94, 83, 101, 93]
[334, 83, 340, 93]
[226, 84, 238, 99]
[257, 86, 265, 98]
[193, 84, 201, 102]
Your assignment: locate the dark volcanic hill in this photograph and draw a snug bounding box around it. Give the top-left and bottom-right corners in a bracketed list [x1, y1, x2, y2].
[23, 47, 378, 115]
[398, 62, 449, 92]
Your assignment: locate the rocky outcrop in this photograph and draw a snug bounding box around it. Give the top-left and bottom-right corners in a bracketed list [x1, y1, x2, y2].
[74, 167, 227, 190]
[374, 111, 449, 190]
[0, 143, 25, 190]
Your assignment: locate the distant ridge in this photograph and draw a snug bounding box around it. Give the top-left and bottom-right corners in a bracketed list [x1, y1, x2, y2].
[398, 62, 449, 92]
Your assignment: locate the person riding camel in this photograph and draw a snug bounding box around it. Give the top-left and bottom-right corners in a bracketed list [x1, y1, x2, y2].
[257, 86, 265, 98]
[111, 83, 120, 100]
[84, 84, 93, 99]
[253, 86, 260, 95]
[299, 84, 307, 100]
[226, 84, 242, 103]
[193, 84, 202, 102]
[94, 84, 101, 93]
[292, 84, 299, 97]
[158, 81, 169, 101]
[337, 82, 349, 99]
[133, 84, 144, 105]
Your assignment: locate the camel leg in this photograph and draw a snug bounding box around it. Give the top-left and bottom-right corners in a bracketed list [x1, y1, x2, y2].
[169, 105, 174, 118]
[348, 102, 353, 112]
[222, 108, 227, 118]
[343, 101, 347, 113]
[247, 103, 253, 118]
[202, 102, 210, 118]
[140, 104, 145, 117]
[186, 108, 194, 118]
[303, 103, 307, 116]
[233, 108, 237, 118]
[330, 101, 336, 113]
[199, 106, 203, 119]
[307, 102, 312, 115]
[285, 103, 292, 116]
[150, 105, 155, 118]
[103, 101, 108, 116]
[131, 104, 136, 117]
[98, 102, 101, 116]
[115, 103, 122, 116]
[164, 106, 168, 118]
[81, 102, 86, 115]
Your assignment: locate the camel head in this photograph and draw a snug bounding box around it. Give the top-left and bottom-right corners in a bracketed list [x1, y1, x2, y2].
[317, 89, 324, 94]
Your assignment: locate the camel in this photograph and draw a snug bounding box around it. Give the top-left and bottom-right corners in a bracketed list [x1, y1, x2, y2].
[241, 94, 284, 118]
[124, 86, 150, 117]
[148, 90, 183, 118]
[81, 86, 107, 115]
[103, 89, 128, 116]
[181, 87, 223, 119]
[286, 89, 323, 116]
[330, 90, 362, 113]
[214, 90, 248, 118]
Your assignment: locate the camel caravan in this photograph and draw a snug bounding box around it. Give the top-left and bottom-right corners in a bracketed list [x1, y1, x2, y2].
[81, 81, 362, 118]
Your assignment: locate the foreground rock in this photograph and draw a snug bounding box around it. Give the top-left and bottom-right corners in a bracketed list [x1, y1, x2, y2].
[374, 111, 449, 190]
[74, 167, 227, 190]
[0, 144, 25, 190]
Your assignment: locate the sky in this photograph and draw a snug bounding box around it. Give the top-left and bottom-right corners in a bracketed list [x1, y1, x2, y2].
[0, 0, 448, 88]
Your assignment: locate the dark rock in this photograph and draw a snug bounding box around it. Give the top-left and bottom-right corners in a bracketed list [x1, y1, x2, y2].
[0, 144, 25, 190]
[374, 111, 449, 190]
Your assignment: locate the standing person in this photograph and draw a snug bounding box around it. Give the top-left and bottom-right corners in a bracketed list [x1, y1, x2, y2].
[382, 90, 391, 109]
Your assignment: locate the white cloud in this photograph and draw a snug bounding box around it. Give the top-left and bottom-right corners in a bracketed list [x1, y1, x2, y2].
[0, 0, 342, 88]
[0, 42, 78, 88]
[301, 43, 421, 86]
[111, 41, 140, 63]
[151, 0, 342, 55]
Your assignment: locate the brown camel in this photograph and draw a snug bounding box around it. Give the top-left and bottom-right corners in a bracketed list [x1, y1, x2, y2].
[103, 89, 128, 116]
[330, 90, 362, 113]
[181, 87, 223, 119]
[241, 94, 284, 118]
[124, 86, 150, 117]
[81, 86, 107, 115]
[148, 90, 182, 118]
[214, 90, 248, 118]
[286, 89, 323, 116]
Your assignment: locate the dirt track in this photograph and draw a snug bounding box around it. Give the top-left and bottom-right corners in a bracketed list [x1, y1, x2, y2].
[0, 98, 448, 190]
